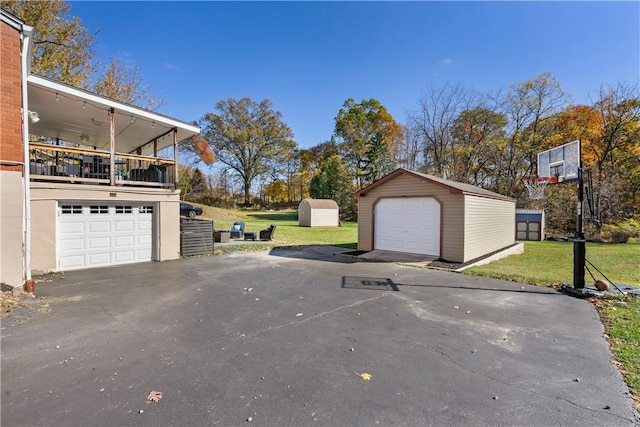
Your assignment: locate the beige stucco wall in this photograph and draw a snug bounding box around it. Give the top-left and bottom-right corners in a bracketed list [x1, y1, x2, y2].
[463, 195, 516, 262]
[357, 173, 465, 262]
[29, 183, 180, 273]
[0, 171, 25, 286]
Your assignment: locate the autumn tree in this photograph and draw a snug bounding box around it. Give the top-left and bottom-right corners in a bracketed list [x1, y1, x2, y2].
[200, 98, 296, 205]
[450, 107, 508, 187]
[3, 0, 163, 109]
[334, 98, 403, 188]
[309, 155, 355, 219]
[2, 0, 95, 87]
[588, 83, 640, 224]
[497, 72, 569, 199]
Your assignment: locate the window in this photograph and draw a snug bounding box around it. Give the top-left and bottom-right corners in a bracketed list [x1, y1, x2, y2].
[61, 205, 82, 214]
[90, 205, 109, 214]
[139, 206, 154, 214]
[115, 206, 133, 214]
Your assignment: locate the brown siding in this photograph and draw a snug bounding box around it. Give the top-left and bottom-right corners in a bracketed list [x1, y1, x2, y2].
[0, 19, 24, 172]
[463, 195, 515, 262]
[357, 173, 465, 262]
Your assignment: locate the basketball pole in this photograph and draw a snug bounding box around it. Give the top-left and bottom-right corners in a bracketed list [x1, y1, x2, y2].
[573, 162, 586, 289]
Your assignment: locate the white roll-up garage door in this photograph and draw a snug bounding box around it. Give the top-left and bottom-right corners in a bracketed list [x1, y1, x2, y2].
[374, 197, 440, 256]
[57, 203, 154, 270]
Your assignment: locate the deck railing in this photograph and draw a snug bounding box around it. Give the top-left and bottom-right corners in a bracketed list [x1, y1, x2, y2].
[29, 143, 175, 188]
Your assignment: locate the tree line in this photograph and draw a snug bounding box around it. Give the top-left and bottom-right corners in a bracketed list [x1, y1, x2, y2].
[188, 74, 638, 231]
[8, 0, 639, 231]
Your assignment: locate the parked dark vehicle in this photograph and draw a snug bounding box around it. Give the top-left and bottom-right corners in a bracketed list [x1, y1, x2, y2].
[180, 203, 203, 219]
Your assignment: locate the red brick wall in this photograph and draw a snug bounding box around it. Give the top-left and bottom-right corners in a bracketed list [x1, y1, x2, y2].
[0, 19, 24, 172]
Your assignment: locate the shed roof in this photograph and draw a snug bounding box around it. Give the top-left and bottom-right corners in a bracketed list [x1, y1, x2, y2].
[354, 168, 514, 202]
[300, 199, 339, 209]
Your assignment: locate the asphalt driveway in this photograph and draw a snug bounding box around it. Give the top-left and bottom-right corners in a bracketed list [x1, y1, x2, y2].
[1, 246, 638, 426]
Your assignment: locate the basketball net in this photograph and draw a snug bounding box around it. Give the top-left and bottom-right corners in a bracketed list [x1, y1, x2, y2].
[524, 177, 557, 200]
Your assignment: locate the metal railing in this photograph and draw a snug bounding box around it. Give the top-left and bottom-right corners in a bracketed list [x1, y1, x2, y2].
[29, 143, 175, 187]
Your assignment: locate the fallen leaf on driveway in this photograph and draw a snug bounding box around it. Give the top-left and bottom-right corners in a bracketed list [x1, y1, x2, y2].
[354, 371, 372, 381]
[147, 391, 163, 402]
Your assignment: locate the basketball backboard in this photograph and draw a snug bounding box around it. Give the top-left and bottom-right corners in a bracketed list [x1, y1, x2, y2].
[537, 140, 581, 182]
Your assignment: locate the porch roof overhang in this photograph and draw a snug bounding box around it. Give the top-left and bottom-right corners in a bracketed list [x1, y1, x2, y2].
[26, 75, 200, 154]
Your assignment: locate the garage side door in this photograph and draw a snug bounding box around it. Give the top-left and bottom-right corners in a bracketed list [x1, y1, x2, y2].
[374, 197, 440, 256]
[58, 204, 153, 271]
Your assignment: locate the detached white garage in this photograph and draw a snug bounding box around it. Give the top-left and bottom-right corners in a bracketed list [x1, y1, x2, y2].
[355, 168, 516, 263]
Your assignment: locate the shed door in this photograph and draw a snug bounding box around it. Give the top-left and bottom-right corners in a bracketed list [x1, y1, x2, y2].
[58, 203, 153, 271]
[374, 197, 440, 256]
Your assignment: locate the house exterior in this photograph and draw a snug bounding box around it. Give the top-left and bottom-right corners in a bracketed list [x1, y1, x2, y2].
[354, 168, 516, 263]
[298, 199, 339, 227]
[0, 9, 200, 287]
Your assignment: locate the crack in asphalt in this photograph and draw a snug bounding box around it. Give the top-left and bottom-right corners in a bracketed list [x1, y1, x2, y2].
[231, 293, 389, 342]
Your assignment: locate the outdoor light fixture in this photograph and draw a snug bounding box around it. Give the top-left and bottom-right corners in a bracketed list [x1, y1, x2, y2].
[28, 110, 40, 123]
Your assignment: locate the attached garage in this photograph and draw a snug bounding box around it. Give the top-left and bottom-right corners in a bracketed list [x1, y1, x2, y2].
[29, 183, 181, 274]
[298, 199, 339, 227]
[355, 168, 516, 263]
[58, 203, 154, 270]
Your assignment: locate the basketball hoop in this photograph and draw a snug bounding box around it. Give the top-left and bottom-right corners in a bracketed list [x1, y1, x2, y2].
[524, 176, 558, 200]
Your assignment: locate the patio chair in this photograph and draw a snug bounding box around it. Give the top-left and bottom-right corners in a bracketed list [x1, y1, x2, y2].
[259, 224, 277, 241]
[230, 221, 245, 238]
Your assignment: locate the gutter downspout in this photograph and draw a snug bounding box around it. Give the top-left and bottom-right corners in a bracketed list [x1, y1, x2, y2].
[21, 25, 33, 283]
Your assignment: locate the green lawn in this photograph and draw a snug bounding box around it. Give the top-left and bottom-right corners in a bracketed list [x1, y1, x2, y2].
[200, 206, 358, 250]
[199, 205, 640, 409]
[463, 240, 640, 288]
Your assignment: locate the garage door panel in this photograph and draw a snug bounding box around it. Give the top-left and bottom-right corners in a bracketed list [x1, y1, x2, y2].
[60, 237, 85, 252]
[137, 234, 152, 245]
[58, 204, 153, 271]
[88, 237, 111, 249]
[59, 254, 85, 270]
[375, 198, 440, 256]
[114, 235, 135, 247]
[137, 220, 152, 231]
[59, 221, 85, 234]
[88, 252, 111, 266]
[88, 221, 111, 234]
[114, 220, 135, 232]
[114, 250, 135, 263]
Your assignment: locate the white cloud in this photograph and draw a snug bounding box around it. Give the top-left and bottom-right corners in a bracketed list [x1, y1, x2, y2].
[440, 58, 453, 65]
[163, 62, 179, 71]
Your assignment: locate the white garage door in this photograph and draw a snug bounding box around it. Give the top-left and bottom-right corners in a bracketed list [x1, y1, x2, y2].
[374, 197, 440, 256]
[58, 203, 154, 270]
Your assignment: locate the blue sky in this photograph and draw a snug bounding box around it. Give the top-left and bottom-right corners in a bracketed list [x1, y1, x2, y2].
[70, 1, 639, 149]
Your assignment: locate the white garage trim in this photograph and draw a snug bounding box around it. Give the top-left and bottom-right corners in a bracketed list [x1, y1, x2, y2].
[373, 197, 441, 257]
[57, 202, 155, 270]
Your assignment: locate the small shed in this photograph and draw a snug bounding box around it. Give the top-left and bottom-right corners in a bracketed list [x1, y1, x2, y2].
[354, 168, 516, 263]
[298, 199, 339, 227]
[515, 209, 545, 241]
